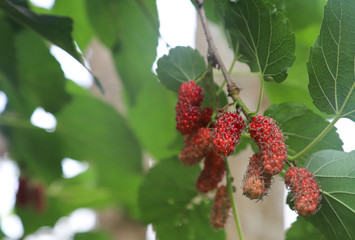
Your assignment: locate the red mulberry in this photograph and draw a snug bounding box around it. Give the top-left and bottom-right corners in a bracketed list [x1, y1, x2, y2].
[284, 167, 321, 216]
[212, 112, 245, 156]
[248, 116, 287, 175]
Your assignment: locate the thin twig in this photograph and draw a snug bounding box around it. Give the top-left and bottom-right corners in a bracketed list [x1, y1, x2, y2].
[195, 0, 250, 118]
[195, 0, 233, 87]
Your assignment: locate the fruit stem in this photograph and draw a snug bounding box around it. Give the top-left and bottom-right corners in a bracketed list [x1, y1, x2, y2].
[195, 0, 233, 87]
[225, 158, 244, 240]
[287, 114, 341, 161]
[251, 75, 264, 115]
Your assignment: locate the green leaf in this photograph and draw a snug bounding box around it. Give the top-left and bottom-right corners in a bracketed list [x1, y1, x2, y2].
[264, 103, 343, 164]
[307, 0, 355, 121]
[128, 81, 180, 160]
[15, 30, 71, 114]
[56, 82, 143, 215]
[156, 46, 207, 92]
[265, 24, 325, 115]
[304, 150, 355, 240]
[86, 0, 159, 104]
[286, 216, 326, 240]
[0, 18, 70, 115]
[224, 0, 295, 82]
[0, 16, 17, 82]
[139, 158, 226, 240]
[5, 125, 64, 183]
[0, 0, 103, 93]
[74, 231, 113, 240]
[50, 0, 94, 50]
[0, 0, 81, 63]
[283, 0, 326, 31]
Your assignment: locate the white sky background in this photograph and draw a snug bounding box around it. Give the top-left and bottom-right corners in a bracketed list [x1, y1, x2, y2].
[0, 0, 354, 239]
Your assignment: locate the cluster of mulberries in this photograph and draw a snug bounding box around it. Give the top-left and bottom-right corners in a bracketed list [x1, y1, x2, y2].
[242, 116, 287, 200]
[175, 81, 247, 229]
[16, 176, 46, 213]
[284, 167, 322, 216]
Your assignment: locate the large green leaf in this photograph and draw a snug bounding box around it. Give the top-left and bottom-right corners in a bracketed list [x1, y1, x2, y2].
[0, 0, 103, 93]
[286, 216, 326, 240]
[304, 150, 355, 240]
[15, 30, 71, 114]
[224, 0, 295, 82]
[0, 18, 70, 115]
[5, 125, 64, 183]
[56, 82, 143, 215]
[0, 16, 17, 83]
[283, 0, 326, 31]
[156, 47, 207, 92]
[139, 158, 226, 240]
[0, 0, 81, 63]
[307, 0, 355, 121]
[128, 81, 180, 160]
[265, 103, 343, 164]
[265, 24, 325, 115]
[85, 0, 159, 105]
[74, 231, 113, 240]
[50, 0, 94, 50]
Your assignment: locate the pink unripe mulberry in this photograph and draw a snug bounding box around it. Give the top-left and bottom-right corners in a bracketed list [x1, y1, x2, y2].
[242, 153, 272, 200]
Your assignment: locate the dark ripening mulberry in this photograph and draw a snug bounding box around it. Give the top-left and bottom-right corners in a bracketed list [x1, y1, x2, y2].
[284, 167, 321, 216]
[16, 177, 30, 207]
[242, 152, 272, 200]
[179, 128, 212, 166]
[210, 185, 231, 229]
[248, 116, 287, 175]
[212, 112, 245, 156]
[32, 184, 46, 213]
[175, 81, 204, 135]
[198, 107, 213, 127]
[196, 150, 225, 193]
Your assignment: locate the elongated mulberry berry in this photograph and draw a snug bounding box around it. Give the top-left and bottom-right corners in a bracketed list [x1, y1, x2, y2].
[248, 116, 287, 175]
[196, 150, 225, 193]
[284, 167, 321, 216]
[210, 185, 231, 229]
[179, 128, 212, 166]
[175, 81, 205, 135]
[212, 112, 245, 156]
[242, 152, 272, 200]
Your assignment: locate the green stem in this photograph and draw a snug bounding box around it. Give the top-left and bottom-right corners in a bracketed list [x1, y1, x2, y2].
[288, 114, 341, 161]
[207, 64, 218, 117]
[288, 77, 355, 161]
[225, 158, 244, 240]
[251, 76, 264, 114]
